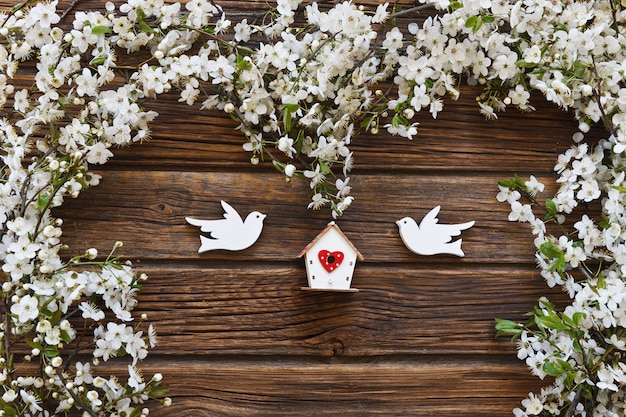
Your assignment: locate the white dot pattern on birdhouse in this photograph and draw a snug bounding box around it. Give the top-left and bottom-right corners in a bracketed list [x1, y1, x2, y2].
[297, 222, 363, 292]
[318, 250, 344, 272]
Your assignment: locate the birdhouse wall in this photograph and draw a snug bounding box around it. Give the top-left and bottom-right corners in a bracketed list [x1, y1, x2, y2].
[303, 227, 359, 290]
[36, 0, 601, 415]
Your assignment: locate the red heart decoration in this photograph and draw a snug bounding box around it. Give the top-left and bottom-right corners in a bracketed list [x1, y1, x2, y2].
[318, 250, 344, 273]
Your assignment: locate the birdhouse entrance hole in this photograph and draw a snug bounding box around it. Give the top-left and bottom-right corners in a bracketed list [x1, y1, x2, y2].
[298, 222, 362, 292]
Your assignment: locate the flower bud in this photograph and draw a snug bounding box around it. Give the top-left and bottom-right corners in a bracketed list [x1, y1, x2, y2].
[224, 103, 235, 113]
[284, 164, 296, 177]
[51, 356, 62, 367]
[50, 27, 63, 41]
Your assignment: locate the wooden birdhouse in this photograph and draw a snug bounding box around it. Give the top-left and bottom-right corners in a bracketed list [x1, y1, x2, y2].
[297, 222, 364, 292]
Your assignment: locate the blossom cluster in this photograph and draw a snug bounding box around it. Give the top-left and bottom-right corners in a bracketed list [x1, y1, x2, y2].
[459, 0, 626, 414]
[497, 136, 626, 416]
[119, 0, 396, 217]
[0, 0, 169, 415]
[2, 0, 626, 415]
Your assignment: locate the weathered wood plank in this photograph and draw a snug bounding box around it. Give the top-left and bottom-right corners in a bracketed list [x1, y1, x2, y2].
[131, 265, 562, 356]
[1, 1, 582, 415]
[121, 359, 542, 416]
[107, 86, 582, 173]
[56, 171, 551, 263]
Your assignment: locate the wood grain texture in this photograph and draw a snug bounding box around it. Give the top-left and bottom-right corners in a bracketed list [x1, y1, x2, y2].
[56, 171, 555, 263]
[2, 0, 606, 415]
[87, 359, 545, 416]
[133, 265, 566, 357]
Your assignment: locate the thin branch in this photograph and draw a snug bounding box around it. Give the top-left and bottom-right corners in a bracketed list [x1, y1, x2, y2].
[56, 371, 99, 417]
[390, 4, 436, 19]
[60, 0, 81, 21]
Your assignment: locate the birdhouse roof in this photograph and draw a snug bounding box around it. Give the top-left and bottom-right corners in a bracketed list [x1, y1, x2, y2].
[297, 222, 364, 260]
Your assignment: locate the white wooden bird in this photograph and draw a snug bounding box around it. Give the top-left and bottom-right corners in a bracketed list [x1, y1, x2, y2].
[186, 201, 266, 253]
[396, 206, 474, 257]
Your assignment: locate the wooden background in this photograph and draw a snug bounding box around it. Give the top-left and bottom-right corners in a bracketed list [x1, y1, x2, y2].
[3, 0, 603, 415]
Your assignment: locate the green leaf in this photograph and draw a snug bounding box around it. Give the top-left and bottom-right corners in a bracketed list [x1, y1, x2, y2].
[538, 298, 555, 310]
[611, 185, 626, 193]
[10, 2, 26, 12]
[360, 115, 374, 129]
[543, 361, 566, 377]
[494, 318, 523, 337]
[516, 59, 537, 68]
[43, 345, 59, 358]
[539, 241, 562, 259]
[283, 103, 300, 113]
[0, 404, 17, 417]
[545, 198, 557, 219]
[272, 159, 285, 173]
[572, 61, 588, 79]
[537, 313, 567, 331]
[450, 1, 463, 11]
[319, 162, 332, 175]
[236, 55, 252, 71]
[572, 312, 586, 326]
[26, 340, 42, 350]
[90, 25, 112, 35]
[283, 108, 292, 132]
[60, 329, 73, 344]
[36, 193, 50, 211]
[129, 408, 143, 417]
[498, 174, 526, 191]
[465, 16, 479, 30]
[294, 129, 304, 155]
[135, 7, 156, 34]
[391, 113, 408, 129]
[139, 20, 156, 34]
[282, 104, 299, 133]
[482, 14, 495, 23]
[136, 6, 146, 21]
[149, 385, 169, 398]
[90, 57, 106, 67]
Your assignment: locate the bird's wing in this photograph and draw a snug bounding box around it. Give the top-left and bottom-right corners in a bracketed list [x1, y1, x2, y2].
[419, 207, 474, 244]
[419, 206, 441, 229]
[221, 200, 244, 223]
[185, 217, 234, 238]
[432, 221, 474, 240]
